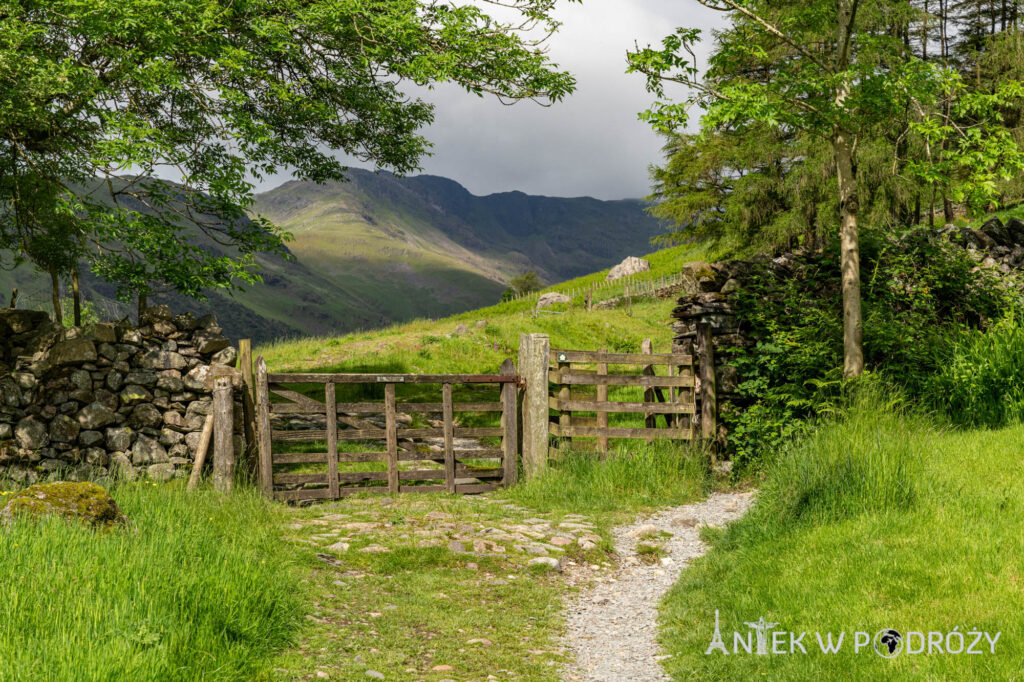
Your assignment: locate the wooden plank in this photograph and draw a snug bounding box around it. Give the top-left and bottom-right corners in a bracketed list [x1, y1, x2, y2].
[456, 467, 504, 479]
[455, 483, 501, 494]
[254, 357, 274, 497]
[238, 339, 257, 473]
[268, 373, 518, 384]
[553, 372, 694, 387]
[268, 386, 325, 411]
[549, 349, 693, 365]
[698, 322, 718, 443]
[325, 382, 339, 499]
[399, 485, 447, 494]
[549, 424, 693, 439]
[187, 414, 215, 491]
[274, 486, 389, 502]
[273, 451, 386, 465]
[385, 383, 399, 493]
[596, 349, 608, 454]
[442, 383, 456, 494]
[558, 359, 571, 451]
[399, 402, 504, 413]
[212, 376, 234, 493]
[547, 398, 696, 414]
[500, 358, 518, 487]
[454, 448, 504, 459]
[274, 471, 391, 485]
[642, 338, 656, 434]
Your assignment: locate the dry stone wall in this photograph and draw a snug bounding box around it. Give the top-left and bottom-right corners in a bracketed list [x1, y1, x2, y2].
[0, 305, 244, 486]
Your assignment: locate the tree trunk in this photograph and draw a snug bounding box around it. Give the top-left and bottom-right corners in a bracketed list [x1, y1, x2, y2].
[48, 266, 62, 325]
[834, 129, 864, 377]
[943, 195, 954, 223]
[137, 293, 147, 323]
[71, 268, 81, 326]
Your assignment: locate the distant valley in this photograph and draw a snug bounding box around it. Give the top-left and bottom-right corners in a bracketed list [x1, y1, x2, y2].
[1, 170, 665, 342]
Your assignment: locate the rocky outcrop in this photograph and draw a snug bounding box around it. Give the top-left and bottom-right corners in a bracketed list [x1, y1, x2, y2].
[537, 292, 572, 309]
[0, 481, 126, 529]
[0, 307, 243, 486]
[606, 256, 650, 282]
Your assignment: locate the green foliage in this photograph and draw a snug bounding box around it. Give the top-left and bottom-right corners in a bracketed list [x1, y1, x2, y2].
[0, 482, 301, 679]
[0, 0, 578, 303]
[723, 227, 1018, 471]
[60, 297, 99, 328]
[509, 271, 543, 295]
[925, 313, 1024, 428]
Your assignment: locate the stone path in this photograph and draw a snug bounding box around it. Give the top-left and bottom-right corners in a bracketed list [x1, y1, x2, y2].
[563, 491, 755, 681]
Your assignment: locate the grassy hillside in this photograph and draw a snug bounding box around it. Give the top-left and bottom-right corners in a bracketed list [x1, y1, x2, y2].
[256, 240, 726, 372]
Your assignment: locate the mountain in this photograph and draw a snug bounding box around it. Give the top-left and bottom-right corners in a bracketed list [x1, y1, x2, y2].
[1, 170, 665, 342]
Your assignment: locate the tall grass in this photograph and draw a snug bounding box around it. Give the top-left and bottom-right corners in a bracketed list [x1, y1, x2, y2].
[750, 390, 929, 530]
[506, 442, 709, 517]
[926, 314, 1024, 427]
[0, 482, 301, 681]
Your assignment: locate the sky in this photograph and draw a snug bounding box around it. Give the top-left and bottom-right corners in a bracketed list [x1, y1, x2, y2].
[255, 1, 725, 201]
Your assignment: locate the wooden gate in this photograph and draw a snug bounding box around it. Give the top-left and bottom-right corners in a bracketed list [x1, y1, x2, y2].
[253, 358, 519, 502]
[547, 340, 698, 453]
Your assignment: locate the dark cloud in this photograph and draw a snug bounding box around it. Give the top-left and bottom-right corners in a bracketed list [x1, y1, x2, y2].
[255, 1, 725, 200]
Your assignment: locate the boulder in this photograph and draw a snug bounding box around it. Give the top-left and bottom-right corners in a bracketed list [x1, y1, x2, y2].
[49, 414, 81, 443]
[140, 305, 173, 325]
[0, 309, 49, 334]
[606, 256, 650, 282]
[15, 417, 49, 449]
[105, 426, 133, 451]
[146, 463, 176, 482]
[0, 481, 126, 529]
[210, 346, 237, 366]
[119, 384, 153, 405]
[129, 403, 163, 429]
[131, 434, 168, 466]
[76, 401, 118, 430]
[536, 292, 572, 309]
[84, 323, 118, 344]
[183, 365, 211, 391]
[78, 430, 104, 448]
[48, 337, 97, 366]
[193, 330, 230, 355]
[138, 349, 187, 371]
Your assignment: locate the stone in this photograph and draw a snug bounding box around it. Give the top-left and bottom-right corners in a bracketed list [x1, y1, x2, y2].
[140, 305, 173, 324]
[528, 557, 562, 571]
[671, 516, 699, 528]
[49, 414, 81, 443]
[0, 481, 126, 528]
[85, 322, 118, 344]
[15, 416, 49, 449]
[156, 371, 184, 392]
[193, 330, 230, 355]
[324, 541, 350, 554]
[0, 309, 49, 334]
[358, 545, 390, 553]
[0, 377, 22, 407]
[364, 671, 385, 680]
[49, 337, 97, 366]
[77, 401, 117, 430]
[138, 349, 187, 371]
[548, 536, 573, 547]
[119, 384, 153, 405]
[105, 370, 125, 392]
[452, 324, 470, 336]
[196, 313, 218, 329]
[78, 430, 104, 447]
[577, 539, 597, 551]
[0, 423, 11, 440]
[147, 463, 176, 482]
[431, 665, 454, 672]
[130, 403, 162, 429]
[606, 256, 650, 281]
[536, 292, 571, 309]
[124, 370, 158, 387]
[131, 434, 168, 466]
[109, 453, 136, 481]
[467, 638, 493, 646]
[210, 346, 237, 366]
[627, 524, 661, 538]
[106, 426, 133, 451]
[183, 365, 211, 391]
[472, 539, 505, 554]
[84, 448, 109, 467]
[70, 369, 92, 392]
[448, 540, 467, 553]
[163, 411, 184, 428]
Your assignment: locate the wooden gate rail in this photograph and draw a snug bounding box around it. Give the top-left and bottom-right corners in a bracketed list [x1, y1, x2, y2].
[254, 358, 519, 502]
[547, 344, 697, 452]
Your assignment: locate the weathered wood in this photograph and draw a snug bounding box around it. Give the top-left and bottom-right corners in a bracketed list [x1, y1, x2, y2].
[324, 382, 339, 499]
[549, 349, 693, 365]
[239, 340, 253, 398]
[641, 338, 656, 432]
[548, 398, 695, 414]
[384, 383, 399, 493]
[238, 339, 257, 473]
[268, 373, 518, 384]
[552, 372, 695, 387]
[270, 400, 504, 415]
[274, 487, 389, 502]
[254, 357, 274, 497]
[212, 376, 235, 493]
[550, 424, 693, 439]
[186, 414, 215, 491]
[500, 358, 518, 486]
[442, 383, 455, 494]
[596, 348, 608, 453]
[697, 322, 718, 443]
[557, 359, 571, 451]
[518, 333, 550, 480]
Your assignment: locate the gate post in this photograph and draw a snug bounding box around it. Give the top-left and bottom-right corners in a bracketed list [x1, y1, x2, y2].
[254, 356, 274, 497]
[696, 322, 718, 444]
[518, 333, 550, 480]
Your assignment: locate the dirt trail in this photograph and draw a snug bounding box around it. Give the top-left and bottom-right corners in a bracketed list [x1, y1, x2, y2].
[563, 491, 755, 681]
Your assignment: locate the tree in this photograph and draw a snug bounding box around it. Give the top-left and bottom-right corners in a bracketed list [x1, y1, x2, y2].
[628, 0, 1022, 377]
[510, 271, 544, 294]
[0, 0, 579, 319]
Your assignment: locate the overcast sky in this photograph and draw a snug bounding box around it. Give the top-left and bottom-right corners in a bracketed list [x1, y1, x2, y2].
[256, 1, 725, 201]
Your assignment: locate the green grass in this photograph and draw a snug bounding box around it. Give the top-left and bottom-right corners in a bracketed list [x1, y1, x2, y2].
[0, 482, 302, 681]
[658, 395, 1024, 680]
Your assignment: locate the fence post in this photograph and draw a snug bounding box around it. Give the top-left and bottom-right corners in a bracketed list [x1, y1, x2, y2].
[238, 339, 257, 471]
[500, 358, 519, 487]
[596, 348, 608, 454]
[212, 376, 235, 493]
[518, 333, 550, 480]
[384, 383, 399, 493]
[696, 322, 718, 446]
[254, 356, 273, 497]
[442, 382, 456, 494]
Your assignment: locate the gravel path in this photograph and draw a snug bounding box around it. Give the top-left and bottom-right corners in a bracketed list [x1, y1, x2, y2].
[563, 491, 755, 681]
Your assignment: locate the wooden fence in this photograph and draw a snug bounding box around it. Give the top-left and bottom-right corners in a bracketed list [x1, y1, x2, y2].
[548, 341, 697, 452]
[253, 358, 519, 502]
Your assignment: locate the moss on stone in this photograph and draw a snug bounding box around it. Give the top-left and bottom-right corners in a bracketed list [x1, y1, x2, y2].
[1, 481, 126, 529]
